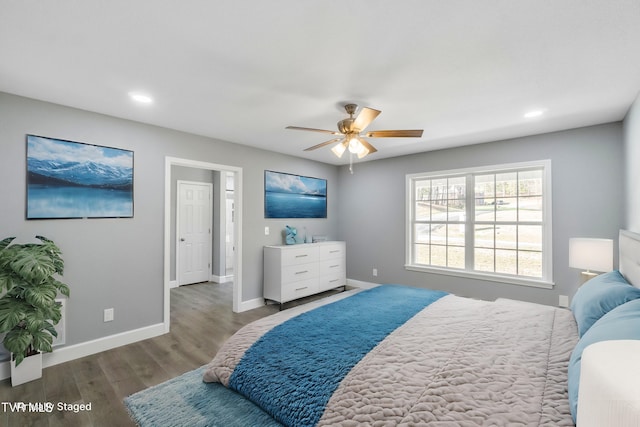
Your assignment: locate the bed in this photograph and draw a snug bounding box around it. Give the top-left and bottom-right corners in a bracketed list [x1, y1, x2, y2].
[203, 230, 640, 426]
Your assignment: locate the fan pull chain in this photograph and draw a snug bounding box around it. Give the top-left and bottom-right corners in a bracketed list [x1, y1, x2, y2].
[349, 153, 354, 174]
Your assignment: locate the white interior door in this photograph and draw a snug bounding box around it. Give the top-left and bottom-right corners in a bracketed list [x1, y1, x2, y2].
[177, 181, 212, 286]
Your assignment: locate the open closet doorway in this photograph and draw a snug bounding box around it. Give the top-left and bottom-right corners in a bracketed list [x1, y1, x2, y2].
[163, 157, 243, 333]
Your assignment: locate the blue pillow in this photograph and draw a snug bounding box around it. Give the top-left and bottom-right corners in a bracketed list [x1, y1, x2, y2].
[567, 298, 640, 422]
[570, 270, 640, 337]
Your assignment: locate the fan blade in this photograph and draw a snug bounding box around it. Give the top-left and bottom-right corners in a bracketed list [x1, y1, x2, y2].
[286, 126, 340, 135]
[304, 138, 344, 151]
[364, 129, 424, 138]
[352, 107, 381, 132]
[357, 137, 378, 154]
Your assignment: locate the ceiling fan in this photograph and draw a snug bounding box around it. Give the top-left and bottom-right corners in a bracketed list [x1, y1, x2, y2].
[286, 104, 424, 160]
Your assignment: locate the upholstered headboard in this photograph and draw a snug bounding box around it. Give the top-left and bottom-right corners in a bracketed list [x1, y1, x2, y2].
[618, 229, 640, 288]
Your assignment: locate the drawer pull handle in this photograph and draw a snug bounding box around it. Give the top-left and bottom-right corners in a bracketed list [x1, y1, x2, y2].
[329, 264, 339, 268]
[295, 270, 308, 275]
[329, 250, 340, 253]
[295, 286, 308, 291]
[295, 254, 308, 258]
[329, 279, 338, 283]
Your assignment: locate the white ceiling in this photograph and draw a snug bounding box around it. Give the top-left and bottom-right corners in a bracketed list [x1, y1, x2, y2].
[1, 1, 639, 165]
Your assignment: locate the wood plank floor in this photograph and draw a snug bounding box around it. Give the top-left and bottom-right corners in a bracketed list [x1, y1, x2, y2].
[0, 282, 338, 427]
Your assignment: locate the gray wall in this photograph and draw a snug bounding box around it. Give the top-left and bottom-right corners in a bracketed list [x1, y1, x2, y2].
[337, 123, 625, 305]
[624, 92, 640, 232]
[0, 92, 340, 348]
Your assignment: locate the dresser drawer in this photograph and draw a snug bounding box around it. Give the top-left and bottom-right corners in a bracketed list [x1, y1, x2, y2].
[282, 262, 319, 283]
[318, 271, 346, 292]
[319, 243, 344, 260]
[281, 246, 319, 266]
[282, 279, 318, 302]
[319, 259, 345, 276]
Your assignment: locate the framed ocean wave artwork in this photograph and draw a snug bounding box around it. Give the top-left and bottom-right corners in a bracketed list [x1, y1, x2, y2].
[264, 170, 327, 219]
[26, 135, 134, 219]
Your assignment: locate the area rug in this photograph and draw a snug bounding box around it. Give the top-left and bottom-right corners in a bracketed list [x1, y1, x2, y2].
[124, 366, 282, 427]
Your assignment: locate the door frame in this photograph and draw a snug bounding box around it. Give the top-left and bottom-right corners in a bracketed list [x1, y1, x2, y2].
[164, 157, 243, 333]
[176, 180, 213, 286]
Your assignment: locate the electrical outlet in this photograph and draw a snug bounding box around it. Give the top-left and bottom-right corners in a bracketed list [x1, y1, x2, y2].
[104, 308, 114, 322]
[265, 226, 270, 236]
[558, 295, 569, 308]
[372, 268, 378, 277]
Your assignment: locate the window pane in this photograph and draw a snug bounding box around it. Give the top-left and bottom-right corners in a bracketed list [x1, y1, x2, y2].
[495, 197, 517, 221]
[475, 174, 495, 197]
[475, 225, 494, 249]
[415, 180, 431, 221]
[448, 246, 465, 269]
[431, 224, 447, 245]
[475, 248, 494, 272]
[518, 196, 542, 222]
[431, 245, 447, 267]
[496, 172, 517, 197]
[431, 178, 447, 201]
[519, 251, 542, 277]
[475, 197, 495, 221]
[414, 244, 430, 265]
[448, 224, 465, 247]
[496, 225, 517, 249]
[518, 225, 542, 252]
[519, 170, 543, 196]
[448, 200, 465, 222]
[448, 176, 465, 200]
[415, 224, 430, 244]
[496, 249, 517, 275]
[432, 204, 448, 222]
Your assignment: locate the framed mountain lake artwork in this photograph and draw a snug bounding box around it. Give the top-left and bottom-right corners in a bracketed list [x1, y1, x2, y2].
[264, 170, 327, 219]
[26, 135, 134, 219]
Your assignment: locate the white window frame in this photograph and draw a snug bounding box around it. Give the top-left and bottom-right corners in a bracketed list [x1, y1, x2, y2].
[405, 160, 553, 289]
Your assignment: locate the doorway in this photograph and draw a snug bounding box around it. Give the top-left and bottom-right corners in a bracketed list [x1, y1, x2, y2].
[176, 180, 212, 286]
[164, 157, 243, 333]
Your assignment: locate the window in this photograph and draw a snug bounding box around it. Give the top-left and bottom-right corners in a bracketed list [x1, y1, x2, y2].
[406, 160, 552, 288]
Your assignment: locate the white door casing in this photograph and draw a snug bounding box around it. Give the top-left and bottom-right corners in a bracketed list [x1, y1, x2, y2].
[177, 181, 212, 286]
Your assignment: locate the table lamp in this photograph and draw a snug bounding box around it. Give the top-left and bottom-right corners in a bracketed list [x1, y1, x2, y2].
[569, 238, 613, 284]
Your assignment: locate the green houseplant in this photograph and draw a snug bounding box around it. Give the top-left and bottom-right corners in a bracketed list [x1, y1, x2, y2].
[0, 236, 69, 374]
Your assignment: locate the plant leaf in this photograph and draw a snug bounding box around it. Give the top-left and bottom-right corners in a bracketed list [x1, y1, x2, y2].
[31, 330, 53, 353]
[10, 250, 55, 283]
[0, 299, 27, 333]
[4, 328, 32, 359]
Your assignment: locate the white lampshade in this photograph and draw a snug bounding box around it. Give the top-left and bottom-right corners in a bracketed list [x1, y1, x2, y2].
[331, 141, 346, 158]
[569, 238, 613, 273]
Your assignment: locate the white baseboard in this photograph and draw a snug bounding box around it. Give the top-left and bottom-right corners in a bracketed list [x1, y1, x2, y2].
[169, 280, 178, 289]
[0, 323, 166, 381]
[211, 274, 234, 284]
[239, 297, 265, 312]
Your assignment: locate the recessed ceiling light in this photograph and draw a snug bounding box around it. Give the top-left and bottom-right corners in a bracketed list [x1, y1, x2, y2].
[524, 109, 545, 118]
[129, 92, 154, 104]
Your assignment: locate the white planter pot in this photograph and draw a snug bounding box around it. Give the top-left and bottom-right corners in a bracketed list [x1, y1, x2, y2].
[10, 352, 43, 387]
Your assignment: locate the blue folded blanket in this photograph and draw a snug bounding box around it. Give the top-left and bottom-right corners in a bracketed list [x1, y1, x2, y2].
[229, 284, 447, 426]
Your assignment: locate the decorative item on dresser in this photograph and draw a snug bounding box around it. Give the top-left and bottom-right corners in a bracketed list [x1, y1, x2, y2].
[263, 241, 346, 309]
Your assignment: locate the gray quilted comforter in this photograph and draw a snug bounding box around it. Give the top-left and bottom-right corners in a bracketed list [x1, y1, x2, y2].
[204, 291, 578, 426]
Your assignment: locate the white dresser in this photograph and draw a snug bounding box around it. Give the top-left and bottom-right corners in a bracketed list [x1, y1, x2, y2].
[263, 241, 346, 305]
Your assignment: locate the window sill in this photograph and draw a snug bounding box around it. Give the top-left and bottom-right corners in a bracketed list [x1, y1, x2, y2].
[404, 264, 554, 289]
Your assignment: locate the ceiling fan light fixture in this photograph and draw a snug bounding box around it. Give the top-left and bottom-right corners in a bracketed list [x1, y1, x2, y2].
[347, 135, 362, 154]
[356, 145, 370, 159]
[331, 141, 347, 158]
